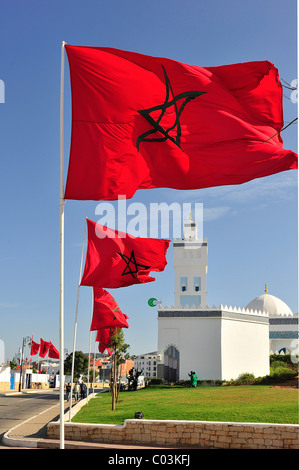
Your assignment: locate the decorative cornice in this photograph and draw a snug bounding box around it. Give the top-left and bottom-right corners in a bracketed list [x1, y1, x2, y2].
[269, 331, 299, 339]
[158, 303, 269, 318]
[158, 306, 270, 324]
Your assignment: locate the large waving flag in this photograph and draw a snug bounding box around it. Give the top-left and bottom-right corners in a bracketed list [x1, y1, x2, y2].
[64, 45, 297, 201]
[90, 287, 129, 331]
[80, 219, 170, 288]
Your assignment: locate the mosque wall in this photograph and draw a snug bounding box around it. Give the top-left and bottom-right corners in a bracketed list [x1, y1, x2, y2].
[221, 317, 270, 380]
[158, 316, 222, 381]
[158, 306, 270, 382]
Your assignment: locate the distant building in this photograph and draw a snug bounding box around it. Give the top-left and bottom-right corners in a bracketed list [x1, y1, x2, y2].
[119, 359, 135, 381]
[134, 352, 159, 378]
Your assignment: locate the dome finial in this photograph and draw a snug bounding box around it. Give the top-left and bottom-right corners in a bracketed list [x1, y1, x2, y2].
[265, 283, 268, 293]
[189, 212, 193, 221]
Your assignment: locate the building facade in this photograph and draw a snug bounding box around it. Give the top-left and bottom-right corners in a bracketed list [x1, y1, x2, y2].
[134, 352, 159, 378]
[157, 305, 270, 382]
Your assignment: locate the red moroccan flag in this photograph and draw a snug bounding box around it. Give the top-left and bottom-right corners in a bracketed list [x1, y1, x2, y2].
[30, 340, 40, 356]
[48, 342, 60, 359]
[91, 288, 129, 331]
[96, 328, 115, 355]
[64, 45, 297, 201]
[80, 219, 170, 288]
[39, 338, 50, 358]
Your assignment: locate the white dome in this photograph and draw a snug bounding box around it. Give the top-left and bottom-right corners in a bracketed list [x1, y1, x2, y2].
[245, 292, 293, 317]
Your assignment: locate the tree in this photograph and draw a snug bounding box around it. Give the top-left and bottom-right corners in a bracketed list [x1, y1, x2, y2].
[110, 329, 130, 410]
[64, 351, 88, 381]
[87, 369, 99, 382]
[9, 358, 17, 369]
[126, 367, 143, 391]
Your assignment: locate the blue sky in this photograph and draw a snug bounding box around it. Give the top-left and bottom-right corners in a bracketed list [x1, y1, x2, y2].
[0, 0, 297, 362]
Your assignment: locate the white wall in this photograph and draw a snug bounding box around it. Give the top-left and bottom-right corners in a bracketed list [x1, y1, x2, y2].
[270, 339, 296, 354]
[31, 373, 50, 383]
[0, 365, 10, 383]
[221, 318, 270, 380]
[158, 309, 270, 382]
[158, 317, 222, 381]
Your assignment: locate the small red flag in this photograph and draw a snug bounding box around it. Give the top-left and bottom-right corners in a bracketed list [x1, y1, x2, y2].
[39, 338, 50, 358]
[48, 342, 60, 359]
[30, 340, 40, 356]
[64, 45, 297, 201]
[80, 219, 170, 288]
[91, 288, 129, 331]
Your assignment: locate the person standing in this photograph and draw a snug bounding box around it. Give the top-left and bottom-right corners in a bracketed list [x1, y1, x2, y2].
[188, 371, 198, 388]
[74, 382, 80, 401]
[80, 381, 87, 399]
[66, 383, 71, 401]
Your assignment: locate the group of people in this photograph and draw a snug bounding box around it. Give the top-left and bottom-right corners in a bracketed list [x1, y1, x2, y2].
[65, 381, 87, 401]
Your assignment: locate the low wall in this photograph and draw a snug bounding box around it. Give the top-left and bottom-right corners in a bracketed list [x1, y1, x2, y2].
[0, 382, 10, 391]
[47, 419, 299, 449]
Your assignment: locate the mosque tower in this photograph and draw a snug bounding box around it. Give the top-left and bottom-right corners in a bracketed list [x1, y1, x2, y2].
[173, 214, 208, 308]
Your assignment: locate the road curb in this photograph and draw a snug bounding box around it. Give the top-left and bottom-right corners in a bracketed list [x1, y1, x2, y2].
[2, 402, 60, 448]
[1, 393, 97, 448]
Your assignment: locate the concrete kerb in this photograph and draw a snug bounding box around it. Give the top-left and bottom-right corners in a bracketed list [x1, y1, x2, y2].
[2, 402, 61, 448]
[0, 388, 58, 396]
[2, 392, 97, 448]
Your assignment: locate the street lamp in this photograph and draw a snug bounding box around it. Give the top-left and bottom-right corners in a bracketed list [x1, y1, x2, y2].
[19, 336, 31, 391]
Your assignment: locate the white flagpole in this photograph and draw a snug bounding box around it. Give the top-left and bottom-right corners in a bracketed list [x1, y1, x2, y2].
[93, 335, 96, 395]
[59, 40, 66, 450]
[69, 219, 87, 422]
[87, 289, 94, 403]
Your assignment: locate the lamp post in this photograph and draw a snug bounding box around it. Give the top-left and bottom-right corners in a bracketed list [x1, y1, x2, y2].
[18, 336, 31, 391]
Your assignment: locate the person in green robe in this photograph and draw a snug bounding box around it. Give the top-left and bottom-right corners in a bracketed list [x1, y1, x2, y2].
[188, 371, 198, 387]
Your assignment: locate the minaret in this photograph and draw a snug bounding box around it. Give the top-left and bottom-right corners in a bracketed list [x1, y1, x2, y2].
[173, 214, 208, 308]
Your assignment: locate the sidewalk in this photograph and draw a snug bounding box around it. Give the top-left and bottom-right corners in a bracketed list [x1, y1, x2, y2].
[1, 389, 176, 450]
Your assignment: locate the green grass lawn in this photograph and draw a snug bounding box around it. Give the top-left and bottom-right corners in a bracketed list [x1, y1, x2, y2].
[72, 385, 299, 425]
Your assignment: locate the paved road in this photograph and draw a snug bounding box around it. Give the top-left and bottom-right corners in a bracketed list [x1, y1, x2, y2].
[0, 391, 60, 448]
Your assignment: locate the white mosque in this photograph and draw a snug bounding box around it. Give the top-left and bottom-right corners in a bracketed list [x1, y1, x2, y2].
[157, 217, 298, 382]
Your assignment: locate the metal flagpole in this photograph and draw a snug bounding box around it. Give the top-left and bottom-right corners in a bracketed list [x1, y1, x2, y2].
[69, 219, 87, 422]
[93, 335, 96, 395]
[87, 289, 94, 404]
[59, 39, 66, 450]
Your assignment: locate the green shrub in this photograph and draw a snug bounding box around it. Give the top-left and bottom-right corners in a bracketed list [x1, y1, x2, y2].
[237, 373, 255, 384]
[271, 360, 289, 369]
[270, 366, 297, 381]
[148, 378, 165, 385]
[270, 354, 298, 371]
[177, 380, 190, 387]
[255, 367, 297, 385]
